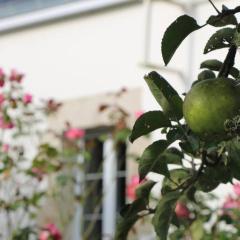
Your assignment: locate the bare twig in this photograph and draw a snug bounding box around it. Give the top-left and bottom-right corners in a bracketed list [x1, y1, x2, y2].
[208, 0, 220, 14]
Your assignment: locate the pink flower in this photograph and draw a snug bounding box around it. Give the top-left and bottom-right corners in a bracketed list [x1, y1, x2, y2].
[39, 231, 50, 240]
[0, 68, 4, 78]
[39, 223, 62, 240]
[64, 128, 85, 140]
[175, 202, 190, 218]
[223, 196, 240, 209]
[0, 117, 14, 129]
[135, 111, 144, 119]
[0, 94, 4, 106]
[9, 69, 24, 83]
[233, 183, 240, 196]
[2, 144, 9, 153]
[126, 175, 140, 200]
[23, 93, 32, 104]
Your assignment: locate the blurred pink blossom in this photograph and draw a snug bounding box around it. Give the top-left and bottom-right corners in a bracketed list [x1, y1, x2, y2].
[2, 144, 9, 153]
[0, 68, 5, 87]
[39, 231, 50, 240]
[64, 128, 85, 140]
[0, 94, 4, 105]
[23, 93, 33, 104]
[223, 196, 240, 209]
[233, 183, 240, 196]
[0, 68, 4, 78]
[39, 223, 62, 240]
[126, 175, 140, 200]
[9, 69, 24, 83]
[135, 111, 144, 119]
[175, 202, 190, 218]
[0, 117, 14, 129]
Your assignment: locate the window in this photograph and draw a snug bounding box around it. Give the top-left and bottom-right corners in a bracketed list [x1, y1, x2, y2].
[74, 126, 127, 239]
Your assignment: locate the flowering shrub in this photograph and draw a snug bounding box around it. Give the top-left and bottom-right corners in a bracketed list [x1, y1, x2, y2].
[0, 68, 66, 239]
[39, 223, 62, 240]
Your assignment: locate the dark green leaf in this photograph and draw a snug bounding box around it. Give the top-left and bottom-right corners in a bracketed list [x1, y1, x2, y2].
[115, 199, 146, 240]
[219, 214, 233, 224]
[200, 59, 222, 71]
[144, 71, 183, 121]
[162, 15, 201, 65]
[161, 147, 183, 165]
[197, 166, 221, 192]
[136, 180, 155, 202]
[179, 133, 200, 156]
[139, 140, 169, 181]
[153, 191, 181, 240]
[200, 59, 239, 78]
[186, 186, 197, 202]
[161, 169, 190, 195]
[204, 28, 235, 54]
[234, 31, 240, 47]
[129, 111, 171, 143]
[171, 212, 180, 228]
[227, 139, 240, 180]
[198, 70, 216, 81]
[166, 128, 184, 143]
[207, 14, 237, 27]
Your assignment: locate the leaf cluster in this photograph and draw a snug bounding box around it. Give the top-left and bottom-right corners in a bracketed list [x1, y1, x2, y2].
[115, 2, 240, 240]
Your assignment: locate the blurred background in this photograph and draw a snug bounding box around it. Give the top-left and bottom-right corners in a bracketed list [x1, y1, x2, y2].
[0, 0, 239, 239]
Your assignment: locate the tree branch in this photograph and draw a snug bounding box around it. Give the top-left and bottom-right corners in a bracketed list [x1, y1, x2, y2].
[208, 0, 220, 14]
[218, 45, 237, 78]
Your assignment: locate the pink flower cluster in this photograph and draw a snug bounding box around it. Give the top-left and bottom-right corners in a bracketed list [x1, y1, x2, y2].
[126, 175, 140, 200]
[175, 202, 190, 218]
[64, 128, 85, 140]
[0, 116, 14, 129]
[222, 182, 240, 210]
[23, 93, 33, 104]
[9, 69, 24, 83]
[39, 223, 62, 240]
[2, 144, 9, 153]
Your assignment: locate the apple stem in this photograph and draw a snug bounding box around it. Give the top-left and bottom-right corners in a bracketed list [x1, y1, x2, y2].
[218, 45, 237, 78]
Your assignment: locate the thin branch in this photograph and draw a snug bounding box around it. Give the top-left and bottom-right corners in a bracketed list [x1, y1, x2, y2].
[208, 0, 220, 14]
[218, 45, 237, 78]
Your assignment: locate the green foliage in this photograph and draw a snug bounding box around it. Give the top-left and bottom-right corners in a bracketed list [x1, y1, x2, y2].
[114, 199, 147, 240]
[138, 140, 169, 181]
[198, 70, 216, 81]
[144, 71, 183, 121]
[204, 28, 235, 54]
[207, 14, 237, 27]
[189, 219, 204, 240]
[227, 138, 240, 180]
[153, 191, 180, 240]
[116, 3, 240, 239]
[136, 180, 155, 203]
[129, 111, 171, 143]
[161, 15, 201, 65]
[200, 59, 239, 78]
